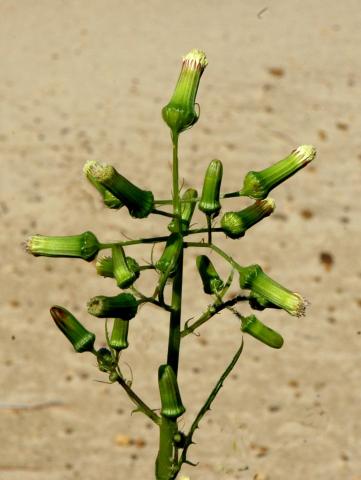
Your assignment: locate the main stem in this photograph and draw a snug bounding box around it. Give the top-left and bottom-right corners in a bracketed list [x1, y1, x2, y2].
[167, 131, 183, 375]
[156, 131, 184, 480]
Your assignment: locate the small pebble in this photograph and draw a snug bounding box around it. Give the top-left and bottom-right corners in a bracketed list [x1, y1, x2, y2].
[336, 122, 349, 131]
[319, 252, 334, 271]
[267, 66, 285, 77]
[114, 434, 132, 447]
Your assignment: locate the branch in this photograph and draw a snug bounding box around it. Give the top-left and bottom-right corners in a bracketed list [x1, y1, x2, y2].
[116, 376, 161, 426]
[181, 295, 249, 337]
[132, 286, 172, 312]
[99, 235, 170, 249]
[184, 241, 243, 272]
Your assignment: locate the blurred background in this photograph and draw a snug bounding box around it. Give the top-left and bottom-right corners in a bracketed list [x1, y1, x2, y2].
[1, 1, 360, 479]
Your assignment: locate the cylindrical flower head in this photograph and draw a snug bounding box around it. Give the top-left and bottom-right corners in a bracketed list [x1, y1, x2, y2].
[87, 292, 138, 320]
[109, 318, 129, 351]
[239, 264, 306, 317]
[199, 159, 223, 217]
[162, 49, 208, 134]
[168, 188, 198, 233]
[87, 161, 154, 218]
[156, 233, 183, 276]
[221, 199, 275, 239]
[50, 306, 96, 353]
[196, 255, 224, 294]
[241, 314, 284, 349]
[112, 245, 137, 289]
[26, 231, 100, 261]
[239, 145, 316, 199]
[83, 160, 123, 209]
[158, 364, 186, 419]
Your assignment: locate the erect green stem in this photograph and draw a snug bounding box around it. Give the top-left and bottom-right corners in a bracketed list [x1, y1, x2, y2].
[167, 131, 183, 376]
[155, 416, 178, 480]
[172, 133, 181, 224]
[206, 215, 212, 244]
[167, 251, 183, 374]
[156, 132, 184, 480]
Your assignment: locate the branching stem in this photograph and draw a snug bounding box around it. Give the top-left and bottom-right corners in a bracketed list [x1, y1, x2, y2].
[154, 190, 242, 205]
[181, 294, 250, 337]
[184, 241, 243, 272]
[116, 376, 160, 426]
[99, 235, 170, 249]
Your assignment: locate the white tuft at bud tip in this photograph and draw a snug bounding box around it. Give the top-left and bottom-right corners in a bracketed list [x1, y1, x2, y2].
[182, 49, 208, 69]
[294, 145, 316, 164]
[83, 160, 99, 176]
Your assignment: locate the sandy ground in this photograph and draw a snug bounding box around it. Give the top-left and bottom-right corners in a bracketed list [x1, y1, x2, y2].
[1, 1, 361, 479]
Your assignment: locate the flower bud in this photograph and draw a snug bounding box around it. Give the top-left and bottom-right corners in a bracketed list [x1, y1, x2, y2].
[156, 233, 183, 276]
[83, 160, 123, 209]
[168, 188, 197, 233]
[26, 231, 100, 261]
[239, 264, 306, 317]
[86, 161, 154, 218]
[196, 255, 224, 294]
[50, 306, 96, 353]
[108, 371, 120, 383]
[162, 49, 208, 134]
[96, 347, 114, 372]
[173, 431, 186, 448]
[158, 364, 186, 419]
[221, 199, 275, 239]
[112, 245, 138, 289]
[87, 292, 138, 320]
[109, 318, 129, 351]
[199, 159, 223, 218]
[240, 145, 316, 199]
[241, 314, 284, 349]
